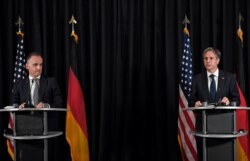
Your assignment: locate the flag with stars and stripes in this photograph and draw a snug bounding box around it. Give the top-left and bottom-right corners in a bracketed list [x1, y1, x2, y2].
[7, 31, 27, 160]
[178, 27, 197, 161]
[13, 33, 27, 83]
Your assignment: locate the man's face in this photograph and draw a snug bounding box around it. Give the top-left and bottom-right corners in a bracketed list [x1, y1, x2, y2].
[203, 50, 220, 73]
[26, 55, 43, 77]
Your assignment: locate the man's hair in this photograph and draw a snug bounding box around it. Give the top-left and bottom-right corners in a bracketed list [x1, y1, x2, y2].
[26, 52, 43, 62]
[203, 47, 221, 59]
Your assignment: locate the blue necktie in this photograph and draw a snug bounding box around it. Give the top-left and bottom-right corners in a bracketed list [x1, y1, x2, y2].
[209, 74, 216, 102]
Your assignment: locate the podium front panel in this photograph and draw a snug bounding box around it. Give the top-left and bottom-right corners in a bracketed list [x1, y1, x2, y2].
[206, 111, 234, 133]
[205, 110, 235, 161]
[15, 111, 44, 161]
[15, 111, 44, 136]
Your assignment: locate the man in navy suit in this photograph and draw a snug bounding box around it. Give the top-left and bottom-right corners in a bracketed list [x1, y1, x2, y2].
[189, 47, 240, 161]
[11, 52, 63, 161]
[189, 47, 239, 107]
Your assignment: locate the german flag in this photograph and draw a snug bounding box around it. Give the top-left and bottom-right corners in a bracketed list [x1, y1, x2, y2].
[235, 14, 250, 161]
[66, 15, 89, 161]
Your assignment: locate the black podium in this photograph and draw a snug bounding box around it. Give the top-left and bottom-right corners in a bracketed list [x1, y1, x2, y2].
[1, 106, 67, 161]
[183, 106, 249, 161]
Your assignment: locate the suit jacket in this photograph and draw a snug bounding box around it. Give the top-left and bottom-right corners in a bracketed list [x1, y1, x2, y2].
[188, 70, 240, 107]
[12, 77, 63, 161]
[12, 76, 63, 108]
[12, 76, 63, 131]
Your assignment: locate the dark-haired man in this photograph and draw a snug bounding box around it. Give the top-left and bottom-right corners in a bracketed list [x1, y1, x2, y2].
[12, 52, 62, 109]
[12, 52, 63, 161]
[189, 47, 239, 107]
[189, 47, 240, 160]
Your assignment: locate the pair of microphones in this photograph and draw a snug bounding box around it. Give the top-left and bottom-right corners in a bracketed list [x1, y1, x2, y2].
[202, 101, 237, 107]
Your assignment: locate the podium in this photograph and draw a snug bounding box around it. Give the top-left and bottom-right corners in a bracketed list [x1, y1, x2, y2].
[183, 106, 250, 161]
[0, 106, 67, 161]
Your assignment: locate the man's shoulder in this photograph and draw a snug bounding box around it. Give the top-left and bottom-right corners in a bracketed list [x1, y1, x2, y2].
[219, 70, 235, 78]
[14, 78, 28, 85]
[41, 76, 56, 81]
[194, 72, 206, 79]
[40, 76, 58, 85]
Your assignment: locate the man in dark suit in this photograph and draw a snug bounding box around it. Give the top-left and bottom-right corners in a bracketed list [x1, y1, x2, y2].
[188, 47, 240, 161]
[12, 52, 62, 109]
[189, 47, 239, 107]
[11, 52, 63, 161]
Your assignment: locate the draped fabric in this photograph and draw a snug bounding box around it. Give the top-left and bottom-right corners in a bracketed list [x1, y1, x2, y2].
[7, 31, 27, 160]
[178, 27, 197, 161]
[66, 27, 89, 161]
[0, 0, 250, 161]
[235, 20, 250, 161]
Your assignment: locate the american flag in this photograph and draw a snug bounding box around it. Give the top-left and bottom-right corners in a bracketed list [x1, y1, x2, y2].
[13, 35, 27, 83]
[7, 33, 27, 160]
[178, 27, 197, 161]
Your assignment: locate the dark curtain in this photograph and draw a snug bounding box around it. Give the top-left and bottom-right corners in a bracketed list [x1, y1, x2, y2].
[0, 0, 250, 161]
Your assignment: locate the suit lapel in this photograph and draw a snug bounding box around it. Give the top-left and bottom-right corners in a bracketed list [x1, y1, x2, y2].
[24, 78, 31, 102]
[202, 73, 210, 98]
[38, 77, 47, 102]
[217, 70, 225, 100]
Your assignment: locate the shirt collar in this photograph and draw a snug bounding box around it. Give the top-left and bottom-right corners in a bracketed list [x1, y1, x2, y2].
[29, 75, 41, 80]
[207, 69, 219, 77]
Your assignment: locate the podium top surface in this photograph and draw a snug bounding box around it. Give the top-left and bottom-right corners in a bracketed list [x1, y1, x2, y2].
[0, 106, 67, 112]
[182, 106, 250, 111]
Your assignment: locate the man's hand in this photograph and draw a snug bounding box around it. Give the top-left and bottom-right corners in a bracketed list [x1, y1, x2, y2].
[221, 97, 230, 105]
[35, 102, 44, 108]
[19, 103, 26, 108]
[195, 101, 202, 107]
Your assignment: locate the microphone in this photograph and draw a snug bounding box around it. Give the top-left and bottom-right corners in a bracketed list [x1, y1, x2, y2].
[13, 103, 18, 108]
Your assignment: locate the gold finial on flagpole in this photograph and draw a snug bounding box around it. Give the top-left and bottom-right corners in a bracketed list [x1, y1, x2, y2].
[69, 15, 78, 43]
[182, 15, 190, 35]
[15, 16, 24, 37]
[237, 13, 244, 45]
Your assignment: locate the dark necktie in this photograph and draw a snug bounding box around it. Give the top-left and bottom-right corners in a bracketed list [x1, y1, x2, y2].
[32, 79, 39, 105]
[209, 74, 216, 102]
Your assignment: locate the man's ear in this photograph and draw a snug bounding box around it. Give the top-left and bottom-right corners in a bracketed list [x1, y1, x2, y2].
[217, 58, 220, 65]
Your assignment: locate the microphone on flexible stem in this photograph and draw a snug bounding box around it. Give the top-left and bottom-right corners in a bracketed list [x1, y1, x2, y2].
[231, 101, 237, 107]
[13, 103, 18, 108]
[202, 101, 208, 107]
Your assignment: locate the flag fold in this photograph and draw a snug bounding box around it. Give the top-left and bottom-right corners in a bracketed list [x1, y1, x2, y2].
[178, 27, 198, 161]
[66, 28, 89, 161]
